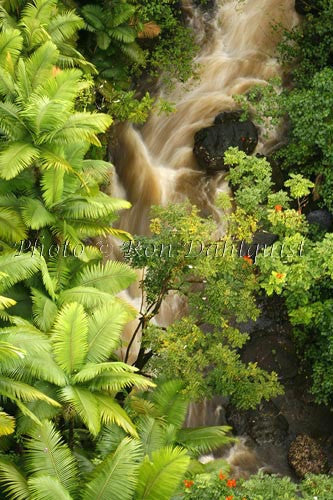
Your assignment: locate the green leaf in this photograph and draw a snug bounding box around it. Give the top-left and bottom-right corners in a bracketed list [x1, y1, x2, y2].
[0, 458, 29, 500]
[95, 394, 138, 437]
[28, 475, 73, 500]
[51, 302, 88, 375]
[0, 207, 27, 242]
[83, 437, 142, 500]
[0, 142, 39, 180]
[60, 385, 100, 436]
[135, 446, 190, 500]
[72, 261, 136, 294]
[87, 302, 132, 363]
[25, 420, 78, 493]
[177, 426, 232, 455]
[21, 198, 55, 230]
[0, 411, 15, 436]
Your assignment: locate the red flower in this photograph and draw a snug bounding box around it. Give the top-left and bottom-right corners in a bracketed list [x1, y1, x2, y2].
[243, 255, 253, 265]
[226, 496, 234, 500]
[241, 137, 246, 141]
[219, 471, 226, 480]
[276, 273, 285, 279]
[184, 479, 194, 489]
[274, 204, 283, 212]
[227, 479, 237, 488]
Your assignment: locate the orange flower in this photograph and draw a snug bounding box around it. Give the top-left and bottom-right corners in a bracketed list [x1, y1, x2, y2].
[276, 273, 285, 280]
[219, 471, 226, 480]
[227, 479, 237, 488]
[243, 255, 253, 265]
[274, 204, 283, 212]
[184, 479, 194, 489]
[226, 496, 234, 500]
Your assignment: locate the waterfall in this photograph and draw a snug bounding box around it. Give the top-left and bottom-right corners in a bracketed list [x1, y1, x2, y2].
[109, 0, 300, 475]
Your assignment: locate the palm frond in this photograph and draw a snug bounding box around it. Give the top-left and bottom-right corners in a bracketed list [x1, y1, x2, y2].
[0, 410, 15, 435]
[0, 458, 29, 500]
[83, 437, 142, 500]
[95, 394, 138, 437]
[87, 302, 132, 363]
[0, 377, 60, 407]
[0, 207, 27, 242]
[31, 288, 58, 332]
[90, 372, 155, 394]
[43, 112, 112, 147]
[0, 101, 27, 140]
[25, 420, 78, 493]
[51, 302, 88, 375]
[151, 380, 188, 429]
[109, 26, 135, 44]
[48, 11, 84, 45]
[137, 415, 166, 457]
[20, 198, 55, 230]
[59, 385, 100, 436]
[41, 169, 64, 207]
[96, 424, 127, 459]
[72, 362, 137, 383]
[135, 446, 190, 500]
[28, 475, 73, 500]
[0, 253, 40, 292]
[0, 141, 39, 180]
[25, 40, 59, 90]
[58, 286, 115, 309]
[72, 261, 136, 295]
[177, 426, 233, 455]
[0, 28, 22, 65]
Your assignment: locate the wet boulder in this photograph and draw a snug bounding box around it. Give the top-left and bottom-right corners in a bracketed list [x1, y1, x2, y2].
[307, 209, 333, 232]
[288, 434, 329, 478]
[193, 111, 258, 172]
[227, 401, 289, 447]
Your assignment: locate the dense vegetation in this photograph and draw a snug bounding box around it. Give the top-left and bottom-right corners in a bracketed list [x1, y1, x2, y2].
[0, 0, 332, 498]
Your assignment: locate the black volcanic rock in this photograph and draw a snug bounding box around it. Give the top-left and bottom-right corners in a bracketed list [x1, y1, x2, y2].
[295, 0, 321, 15]
[193, 111, 258, 172]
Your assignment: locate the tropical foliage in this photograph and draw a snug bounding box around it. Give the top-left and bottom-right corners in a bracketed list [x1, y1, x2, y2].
[181, 470, 333, 500]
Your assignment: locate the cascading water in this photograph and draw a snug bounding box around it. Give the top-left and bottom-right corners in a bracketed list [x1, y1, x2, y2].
[110, 0, 300, 477]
